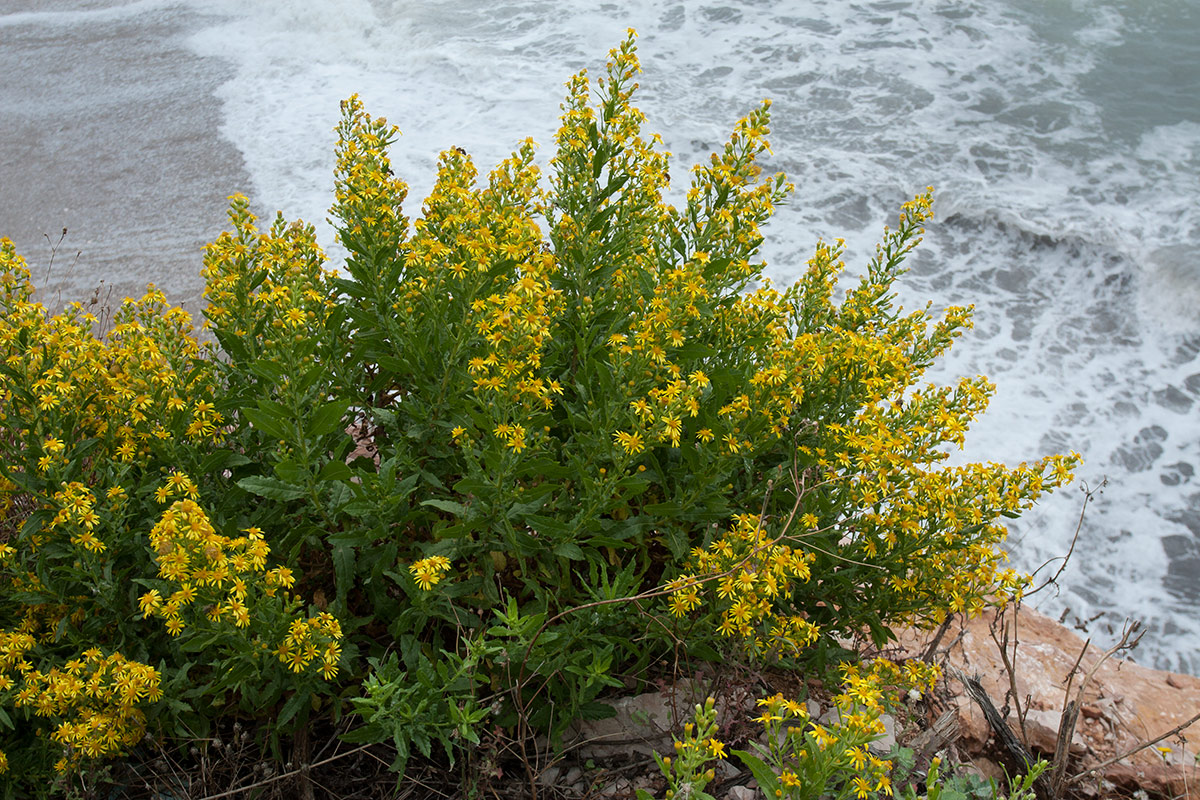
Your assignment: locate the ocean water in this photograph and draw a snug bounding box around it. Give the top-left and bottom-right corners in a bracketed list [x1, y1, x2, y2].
[3, 0, 1198, 672]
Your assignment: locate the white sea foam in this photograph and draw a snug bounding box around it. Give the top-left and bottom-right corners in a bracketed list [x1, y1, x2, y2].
[174, 0, 1200, 670]
[0, 0, 174, 28]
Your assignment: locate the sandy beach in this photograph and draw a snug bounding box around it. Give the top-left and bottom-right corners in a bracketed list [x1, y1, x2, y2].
[0, 2, 254, 316]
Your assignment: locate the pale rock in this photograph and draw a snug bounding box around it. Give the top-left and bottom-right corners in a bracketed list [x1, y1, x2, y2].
[594, 777, 633, 798]
[566, 683, 708, 759]
[868, 713, 897, 754]
[536, 765, 562, 787]
[896, 606, 1200, 798]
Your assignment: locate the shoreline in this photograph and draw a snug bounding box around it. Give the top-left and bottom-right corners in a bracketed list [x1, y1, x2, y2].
[0, 4, 255, 316]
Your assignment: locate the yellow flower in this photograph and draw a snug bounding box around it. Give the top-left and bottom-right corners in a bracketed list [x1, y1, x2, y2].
[613, 430, 645, 455]
[138, 590, 162, 617]
[286, 648, 308, 673]
[661, 415, 682, 446]
[410, 555, 451, 591]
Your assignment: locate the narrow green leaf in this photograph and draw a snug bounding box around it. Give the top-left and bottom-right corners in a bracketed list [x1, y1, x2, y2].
[249, 359, 286, 383]
[236, 475, 307, 501]
[333, 544, 356, 611]
[421, 499, 467, 516]
[276, 690, 308, 728]
[733, 750, 780, 798]
[317, 460, 352, 483]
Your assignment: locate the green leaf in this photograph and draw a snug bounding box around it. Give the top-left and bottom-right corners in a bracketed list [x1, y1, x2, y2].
[69, 437, 101, 461]
[200, 449, 252, 475]
[340, 724, 385, 745]
[276, 690, 308, 728]
[578, 700, 616, 720]
[273, 459, 309, 483]
[308, 399, 351, 439]
[249, 359, 286, 383]
[508, 488, 554, 517]
[242, 405, 294, 443]
[663, 527, 691, 561]
[237, 475, 307, 501]
[733, 750, 779, 798]
[333, 544, 356, 610]
[596, 174, 630, 203]
[687, 642, 722, 662]
[552, 542, 585, 560]
[586, 203, 620, 234]
[317, 460, 353, 483]
[3, 468, 42, 494]
[421, 498, 467, 516]
[644, 500, 683, 517]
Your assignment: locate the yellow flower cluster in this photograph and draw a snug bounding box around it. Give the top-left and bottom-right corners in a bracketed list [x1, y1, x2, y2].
[0, 592, 84, 654]
[547, 36, 791, 467]
[46, 481, 105, 554]
[14, 648, 160, 773]
[409, 555, 451, 591]
[141, 478, 283, 634]
[201, 195, 335, 361]
[672, 514, 818, 656]
[437, 146, 562, 433]
[333, 95, 566, 455]
[274, 613, 342, 679]
[0, 237, 220, 497]
[837, 658, 940, 714]
[736, 661, 938, 799]
[332, 94, 409, 257]
[655, 697, 724, 800]
[753, 692, 894, 798]
[139, 476, 340, 680]
[0, 629, 36, 684]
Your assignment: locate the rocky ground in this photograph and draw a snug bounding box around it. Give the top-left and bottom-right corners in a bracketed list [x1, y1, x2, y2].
[94, 604, 1199, 799]
[531, 605, 1200, 800]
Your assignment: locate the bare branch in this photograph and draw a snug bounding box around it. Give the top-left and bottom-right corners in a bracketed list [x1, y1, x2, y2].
[1028, 478, 1105, 597]
[1068, 709, 1200, 786]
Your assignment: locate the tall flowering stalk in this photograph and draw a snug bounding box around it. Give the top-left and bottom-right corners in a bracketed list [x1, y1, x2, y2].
[0, 30, 1079, 793]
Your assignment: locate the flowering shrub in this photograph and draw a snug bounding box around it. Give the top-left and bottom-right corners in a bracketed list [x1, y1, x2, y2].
[0, 241, 341, 792]
[323, 29, 1075, 734]
[0, 30, 1078, 796]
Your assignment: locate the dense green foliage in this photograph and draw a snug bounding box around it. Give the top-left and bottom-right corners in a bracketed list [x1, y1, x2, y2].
[0, 33, 1075, 797]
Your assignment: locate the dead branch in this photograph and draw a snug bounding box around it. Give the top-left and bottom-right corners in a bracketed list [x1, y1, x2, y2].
[920, 614, 955, 664]
[950, 666, 1052, 800]
[1048, 620, 1143, 798]
[1067, 709, 1200, 787]
[1028, 478, 1105, 598]
[908, 710, 961, 764]
[990, 604, 1031, 746]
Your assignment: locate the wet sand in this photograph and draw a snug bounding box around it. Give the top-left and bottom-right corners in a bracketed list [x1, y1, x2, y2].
[0, 2, 254, 317]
